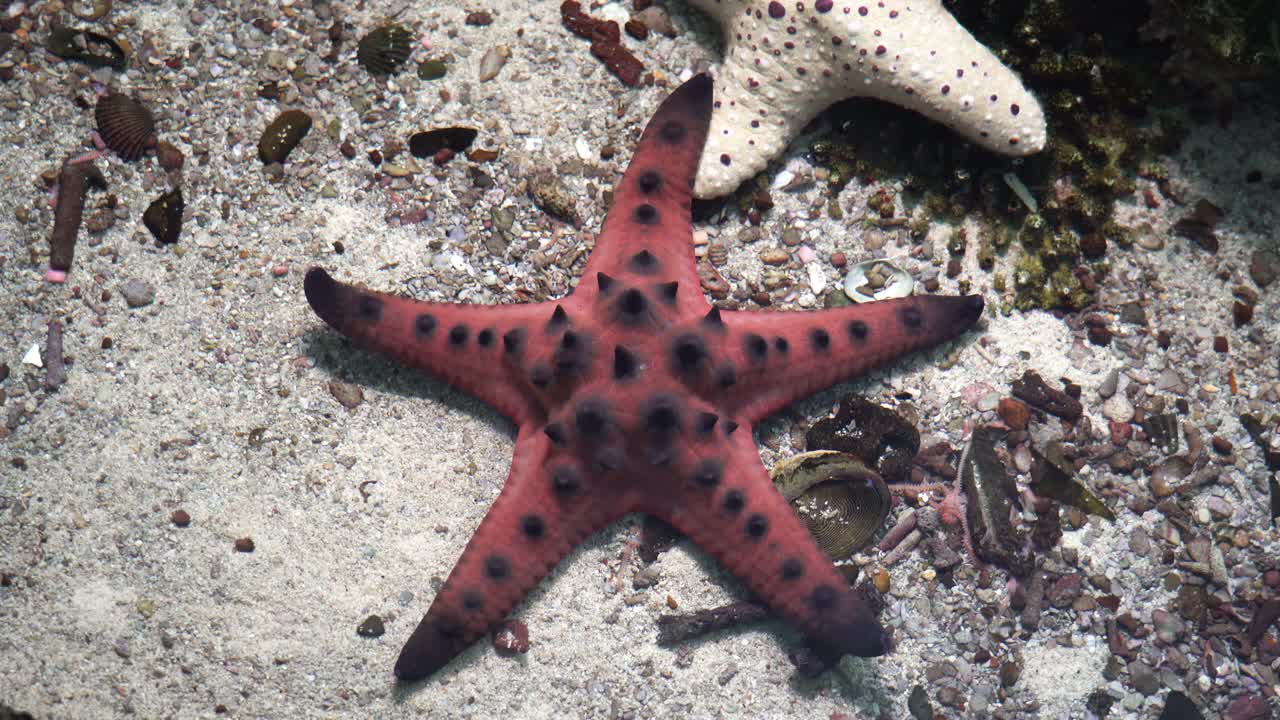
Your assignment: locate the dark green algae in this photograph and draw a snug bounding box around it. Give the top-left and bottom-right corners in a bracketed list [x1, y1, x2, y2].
[802, 0, 1279, 312]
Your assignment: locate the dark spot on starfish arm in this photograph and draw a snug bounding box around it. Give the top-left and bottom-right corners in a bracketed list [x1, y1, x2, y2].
[477, 328, 494, 347]
[502, 328, 525, 354]
[358, 295, 382, 322]
[633, 203, 659, 225]
[637, 170, 662, 194]
[671, 334, 706, 373]
[810, 328, 831, 351]
[484, 554, 511, 582]
[629, 249, 659, 274]
[595, 446, 625, 472]
[898, 306, 924, 332]
[743, 333, 768, 363]
[613, 345, 638, 380]
[551, 466, 581, 496]
[656, 281, 678, 305]
[744, 514, 768, 539]
[462, 590, 485, 611]
[597, 272, 615, 293]
[530, 363, 552, 389]
[615, 288, 648, 322]
[415, 314, 436, 338]
[695, 412, 718, 437]
[547, 305, 569, 332]
[714, 362, 737, 389]
[809, 584, 837, 612]
[575, 401, 609, 436]
[645, 396, 681, 434]
[722, 489, 745, 513]
[659, 120, 686, 144]
[773, 337, 789, 353]
[724, 421, 739, 435]
[448, 325, 469, 348]
[848, 320, 869, 342]
[702, 307, 724, 330]
[543, 422, 568, 446]
[693, 459, 723, 488]
[781, 557, 804, 580]
[520, 514, 545, 539]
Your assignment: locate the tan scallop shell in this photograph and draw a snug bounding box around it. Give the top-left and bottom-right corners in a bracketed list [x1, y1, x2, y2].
[95, 92, 157, 161]
[770, 450, 892, 560]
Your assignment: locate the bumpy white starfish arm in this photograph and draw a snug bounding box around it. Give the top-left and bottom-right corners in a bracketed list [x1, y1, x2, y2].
[687, 0, 1047, 198]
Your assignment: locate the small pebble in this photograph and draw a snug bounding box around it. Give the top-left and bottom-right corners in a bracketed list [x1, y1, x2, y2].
[121, 279, 156, 308]
[357, 615, 385, 638]
[234, 537, 255, 553]
[170, 509, 191, 527]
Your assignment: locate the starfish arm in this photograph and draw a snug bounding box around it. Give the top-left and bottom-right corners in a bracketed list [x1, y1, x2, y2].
[717, 294, 984, 424]
[394, 427, 626, 682]
[304, 268, 555, 424]
[653, 429, 888, 661]
[579, 74, 713, 312]
[687, 0, 1047, 198]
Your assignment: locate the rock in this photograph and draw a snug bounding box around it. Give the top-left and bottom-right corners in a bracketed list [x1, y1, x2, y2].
[1127, 661, 1161, 696]
[357, 614, 385, 638]
[997, 398, 1030, 430]
[1249, 250, 1280, 288]
[1103, 394, 1135, 423]
[121, 278, 156, 307]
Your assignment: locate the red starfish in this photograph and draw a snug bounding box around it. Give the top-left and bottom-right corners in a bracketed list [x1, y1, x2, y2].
[304, 74, 984, 682]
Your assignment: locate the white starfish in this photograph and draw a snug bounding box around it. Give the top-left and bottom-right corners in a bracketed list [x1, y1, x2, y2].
[686, 0, 1047, 198]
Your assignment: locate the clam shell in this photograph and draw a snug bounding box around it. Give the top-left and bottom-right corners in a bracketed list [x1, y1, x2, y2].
[48, 27, 128, 69]
[357, 24, 413, 75]
[258, 109, 312, 165]
[770, 450, 891, 559]
[95, 92, 156, 161]
[143, 188, 183, 245]
[408, 127, 478, 158]
[842, 259, 914, 303]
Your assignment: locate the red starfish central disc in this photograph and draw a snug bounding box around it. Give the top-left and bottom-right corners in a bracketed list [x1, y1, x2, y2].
[305, 74, 984, 682]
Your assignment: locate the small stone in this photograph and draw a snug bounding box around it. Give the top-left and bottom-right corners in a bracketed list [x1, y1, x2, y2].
[1046, 573, 1083, 608]
[465, 10, 493, 25]
[491, 619, 530, 655]
[357, 614, 385, 638]
[478, 45, 510, 82]
[1249, 249, 1280, 287]
[1210, 436, 1233, 455]
[1213, 336, 1228, 353]
[1099, 369, 1119, 399]
[234, 537, 255, 553]
[328, 379, 364, 409]
[759, 247, 790, 265]
[634, 6, 677, 38]
[1127, 661, 1161, 696]
[830, 251, 847, 268]
[170, 509, 191, 527]
[997, 398, 1030, 431]
[1233, 301, 1253, 327]
[632, 566, 661, 589]
[999, 661, 1021, 687]
[121, 279, 156, 308]
[716, 662, 739, 686]
[1103, 394, 1134, 423]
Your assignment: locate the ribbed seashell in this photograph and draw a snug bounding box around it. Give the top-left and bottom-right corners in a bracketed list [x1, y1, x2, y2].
[258, 110, 312, 165]
[770, 450, 892, 560]
[95, 92, 156, 161]
[143, 188, 183, 245]
[357, 24, 413, 75]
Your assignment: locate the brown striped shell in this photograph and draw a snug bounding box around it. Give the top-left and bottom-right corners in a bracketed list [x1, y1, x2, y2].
[357, 24, 413, 75]
[95, 92, 156, 161]
[770, 450, 892, 560]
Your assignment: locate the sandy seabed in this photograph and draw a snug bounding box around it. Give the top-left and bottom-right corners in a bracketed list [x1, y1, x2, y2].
[1, 2, 1278, 719]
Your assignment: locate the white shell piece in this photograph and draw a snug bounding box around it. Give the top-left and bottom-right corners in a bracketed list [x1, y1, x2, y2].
[842, 259, 914, 303]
